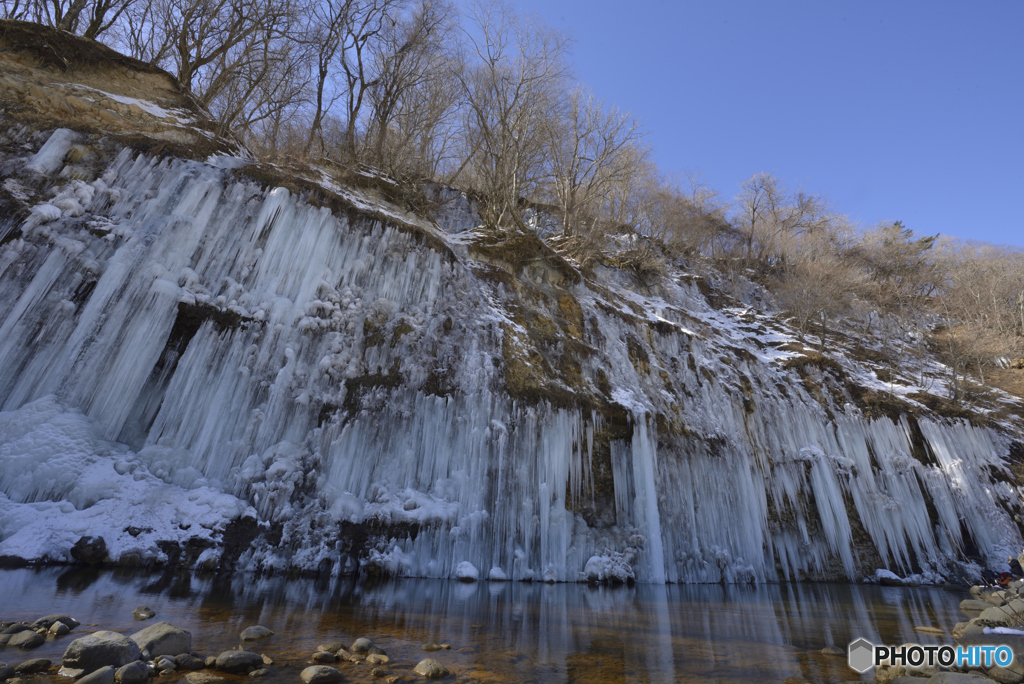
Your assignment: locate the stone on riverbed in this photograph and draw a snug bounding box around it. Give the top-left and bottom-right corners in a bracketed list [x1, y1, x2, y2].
[420, 644, 440, 652]
[76, 666, 115, 684]
[0, 665, 14, 681]
[819, 646, 843, 656]
[239, 627, 274, 641]
[185, 673, 225, 684]
[7, 632, 43, 650]
[131, 622, 191, 658]
[365, 654, 388, 665]
[300, 666, 343, 684]
[990, 661, 1024, 684]
[64, 634, 143, 675]
[132, 608, 155, 621]
[174, 654, 205, 671]
[413, 659, 449, 679]
[214, 651, 264, 674]
[49, 622, 71, 637]
[114, 661, 150, 684]
[317, 643, 343, 654]
[350, 638, 373, 653]
[31, 616, 79, 632]
[926, 673, 993, 683]
[13, 659, 50, 674]
[311, 652, 335, 664]
[960, 599, 991, 613]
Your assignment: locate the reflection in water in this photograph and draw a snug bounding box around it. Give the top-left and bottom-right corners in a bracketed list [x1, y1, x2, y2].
[2, 569, 966, 683]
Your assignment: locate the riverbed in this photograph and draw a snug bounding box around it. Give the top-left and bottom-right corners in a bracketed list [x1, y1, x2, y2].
[0, 568, 967, 683]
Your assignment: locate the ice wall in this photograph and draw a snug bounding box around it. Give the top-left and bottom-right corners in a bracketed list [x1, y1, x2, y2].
[0, 128, 1020, 581]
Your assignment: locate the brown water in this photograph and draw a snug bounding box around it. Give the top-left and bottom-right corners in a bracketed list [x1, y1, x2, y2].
[0, 568, 967, 683]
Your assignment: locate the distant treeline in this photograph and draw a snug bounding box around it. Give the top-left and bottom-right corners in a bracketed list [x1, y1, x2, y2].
[3, 0, 1022, 402]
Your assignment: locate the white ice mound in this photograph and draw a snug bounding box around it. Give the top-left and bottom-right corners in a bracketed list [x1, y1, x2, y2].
[455, 561, 479, 581]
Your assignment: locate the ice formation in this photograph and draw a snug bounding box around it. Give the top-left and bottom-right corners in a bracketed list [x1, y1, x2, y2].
[0, 125, 1022, 583]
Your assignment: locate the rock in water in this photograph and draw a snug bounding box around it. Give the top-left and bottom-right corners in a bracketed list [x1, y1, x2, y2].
[132, 607, 156, 621]
[14, 659, 51, 674]
[214, 651, 264, 674]
[413, 659, 449, 679]
[311, 652, 335, 664]
[0, 665, 15, 681]
[820, 646, 844, 656]
[186, 674, 225, 684]
[70, 536, 108, 564]
[7, 632, 44, 650]
[49, 622, 71, 636]
[77, 666, 116, 684]
[239, 626, 274, 641]
[350, 638, 373, 653]
[30, 615, 79, 631]
[174, 654, 205, 671]
[62, 631, 142, 674]
[114, 661, 150, 684]
[299, 666, 343, 684]
[317, 643, 343, 654]
[365, 654, 388, 665]
[130, 622, 191, 658]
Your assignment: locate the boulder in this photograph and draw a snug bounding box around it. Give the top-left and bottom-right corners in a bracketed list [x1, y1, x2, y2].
[131, 608, 155, 621]
[239, 627, 273, 641]
[317, 643, 343, 654]
[311, 652, 335, 664]
[7, 632, 43, 650]
[114, 661, 150, 684]
[30, 616, 79, 631]
[0, 665, 14, 681]
[62, 631, 143, 674]
[299, 666, 342, 684]
[70, 536, 108, 564]
[13, 659, 50, 674]
[350, 638, 372, 653]
[130, 622, 191, 659]
[413, 659, 449, 679]
[77, 666, 116, 684]
[960, 599, 991, 613]
[50, 623, 71, 637]
[978, 606, 1014, 624]
[214, 651, 263, 674]
[365, 654, 388, 665]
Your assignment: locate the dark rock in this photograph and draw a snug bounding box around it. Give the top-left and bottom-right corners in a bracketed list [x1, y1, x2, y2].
[370, 667, 386, 678]
[238, 627, 273, 642]
[7, 632, 43, 650]
[30, 616, 79, 631]
[367, 647, 386, 657]
[316, 643, 343, 654]
[214, 651, 263, 674]
[2, 625, 31, 636]
[413, 659, 449, 679]
[13, 659, 50, 674]
[420, 643, 440, 652]
[62, 631, 143, 674]
[311, 652, 335, 664]
[77, 666, 115, 684]
[299, 666, 342, 684]
[49, 622, 71, 637]
[174, 654, 204, 671]
[132, 607, 156, 621]
[71, 536, 108, 565]
[350, 638, 372, 653]
[0, 665, 14, 681]
[130, 622, 191, 658]
[247, 669, 268, 678]
[114, 661, 150, 684]
[203, 657, 216, 669]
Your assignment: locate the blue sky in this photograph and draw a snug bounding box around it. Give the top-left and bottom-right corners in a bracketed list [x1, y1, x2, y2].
[505, 0, 1023, 248]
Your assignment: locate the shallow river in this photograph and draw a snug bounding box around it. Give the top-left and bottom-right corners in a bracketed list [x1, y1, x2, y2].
[0, 568, 967, 683]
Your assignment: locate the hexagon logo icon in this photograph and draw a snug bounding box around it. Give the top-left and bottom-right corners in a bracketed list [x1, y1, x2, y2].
[848, 638, 875, 673]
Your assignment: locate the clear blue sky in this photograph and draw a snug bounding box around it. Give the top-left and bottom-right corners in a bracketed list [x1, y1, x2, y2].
[505, 0, 1023, 248]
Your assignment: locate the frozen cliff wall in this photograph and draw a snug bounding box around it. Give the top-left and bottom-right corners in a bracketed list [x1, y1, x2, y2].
[1, 23, 1022, 583]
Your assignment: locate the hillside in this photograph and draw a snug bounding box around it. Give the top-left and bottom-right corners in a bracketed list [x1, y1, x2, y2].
[1, 24, 1022, 584]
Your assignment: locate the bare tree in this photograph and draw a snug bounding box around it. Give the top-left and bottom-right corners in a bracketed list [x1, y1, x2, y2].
[735, 172, 829, 267]
[453, 0, 570, 228]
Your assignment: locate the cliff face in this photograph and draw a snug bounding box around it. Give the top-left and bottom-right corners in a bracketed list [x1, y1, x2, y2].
[1, 23, 1022, 583]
